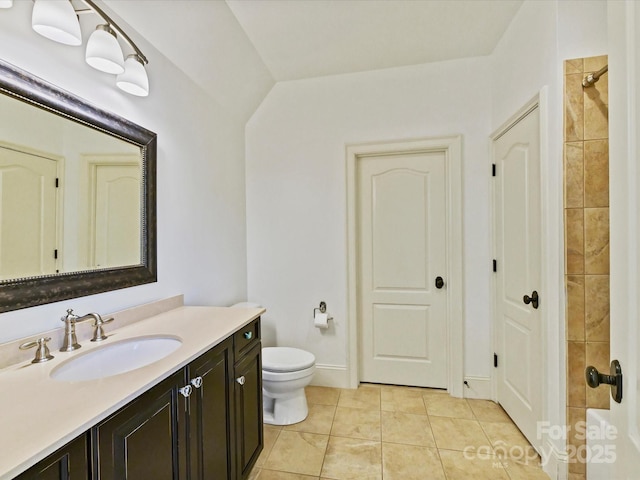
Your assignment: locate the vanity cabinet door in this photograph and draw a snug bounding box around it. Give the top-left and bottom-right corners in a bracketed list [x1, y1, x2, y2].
[93, 370, 187, 480]
[187, 337, 235, 480]
[13, 433, 89, 480]
[234, 341, 263, 480]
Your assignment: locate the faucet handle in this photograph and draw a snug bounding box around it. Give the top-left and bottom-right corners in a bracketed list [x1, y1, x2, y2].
[91, 315, 114, 342]
[19, 337, 54, 363]
[62, 308, 78, 323]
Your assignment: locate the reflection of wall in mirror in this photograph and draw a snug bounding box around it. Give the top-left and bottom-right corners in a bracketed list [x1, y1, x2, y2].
[0, 90, 142, 279]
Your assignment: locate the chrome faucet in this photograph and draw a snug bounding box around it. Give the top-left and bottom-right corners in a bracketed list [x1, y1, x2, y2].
[60, 309, 114, 352]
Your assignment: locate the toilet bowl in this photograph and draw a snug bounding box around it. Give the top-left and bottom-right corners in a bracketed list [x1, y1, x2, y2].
[262, 347, 315, 425]
[230, 302, 316, 426]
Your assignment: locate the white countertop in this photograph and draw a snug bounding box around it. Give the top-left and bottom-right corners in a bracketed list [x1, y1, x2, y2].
[0, 305, 264, 479]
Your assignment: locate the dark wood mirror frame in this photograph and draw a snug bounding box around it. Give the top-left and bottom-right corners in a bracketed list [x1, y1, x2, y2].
[0, 59, 157, 313]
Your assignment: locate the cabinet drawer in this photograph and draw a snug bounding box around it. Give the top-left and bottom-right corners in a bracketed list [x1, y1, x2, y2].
[234, 317, 260, 358]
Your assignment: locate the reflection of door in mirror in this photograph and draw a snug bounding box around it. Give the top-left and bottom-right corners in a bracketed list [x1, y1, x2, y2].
[0, 145, 60, 280]
[88, 157, 141, 269]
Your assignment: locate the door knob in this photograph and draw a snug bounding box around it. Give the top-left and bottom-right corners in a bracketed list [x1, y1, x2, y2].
[523, 290, 539, 309]
[435, 276, 445, 289]
[585, 360, 623, 403]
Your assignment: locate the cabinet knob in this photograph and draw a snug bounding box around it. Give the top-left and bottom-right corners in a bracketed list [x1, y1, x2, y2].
[179, 385, 193, 398]
[236, 376, 246, 386]
[190, 376, 203, 389]
[243, 331, 253, 340]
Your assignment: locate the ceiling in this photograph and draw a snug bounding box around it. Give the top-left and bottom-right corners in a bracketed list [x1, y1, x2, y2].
[103, 0, 523, 121]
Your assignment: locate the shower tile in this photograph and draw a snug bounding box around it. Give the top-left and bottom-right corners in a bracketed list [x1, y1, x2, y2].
[584, 140, 609, 207]
[264, 431, 328, 476]
[564, 142, 584, 208]
[381, 410, 435, 447]
[439, 449, 509, 480]
[284, 404, 336, 435]
[584, 208, 609, 274]
[331, 406, 380, 440]
[381, 385, 427, 414]
[467, 399, 511, 423]
[585, 275, 610, 342]
[430, 417, 490, 451]
[584, 73, 609, 140]
[567, 341, 586, 407]
[584, 55, 607, 73]
[320, 436, 382, 479]
[567, 407, 586, 474]
[565, 209, 584, 274]
[381, 443, 445, 480]
[565, 73, 584, 142]
[566, 275, 585, 342]
[585, 342, 611, 409]
[424, 394, 473, 419]
[305, 386, 340, 406]
[565, 58, 583, 75]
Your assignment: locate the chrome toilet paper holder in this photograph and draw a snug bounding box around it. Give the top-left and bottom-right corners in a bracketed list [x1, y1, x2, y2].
[313, 301, 327, 317]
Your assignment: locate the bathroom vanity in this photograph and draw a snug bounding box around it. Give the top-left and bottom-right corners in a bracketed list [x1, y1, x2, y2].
[0, 303, 264, 480]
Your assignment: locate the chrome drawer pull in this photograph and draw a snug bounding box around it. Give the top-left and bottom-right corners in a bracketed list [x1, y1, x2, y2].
[243, 331, 253, 340]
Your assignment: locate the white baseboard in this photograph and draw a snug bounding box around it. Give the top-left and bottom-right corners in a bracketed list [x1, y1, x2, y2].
[541, 438, 567, 480]
[310, 364, 351, 388]
[462, 376, 492, 399]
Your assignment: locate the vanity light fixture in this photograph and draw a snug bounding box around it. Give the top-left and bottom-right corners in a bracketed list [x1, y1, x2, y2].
[31, 0, 82, 46]
[0, 0, 13, 9]
[85, 24, 124, 74]
[30, 0, 149, 96]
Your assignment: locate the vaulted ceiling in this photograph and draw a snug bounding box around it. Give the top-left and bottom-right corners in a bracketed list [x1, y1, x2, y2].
[104, 0, 523, 121]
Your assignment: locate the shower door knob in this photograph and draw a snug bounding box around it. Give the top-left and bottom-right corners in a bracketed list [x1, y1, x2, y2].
[585, 360, 623, 403]
[523, 290, 539, 309]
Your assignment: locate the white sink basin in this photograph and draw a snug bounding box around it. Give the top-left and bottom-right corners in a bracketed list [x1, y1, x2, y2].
[50, 336, 182, 382]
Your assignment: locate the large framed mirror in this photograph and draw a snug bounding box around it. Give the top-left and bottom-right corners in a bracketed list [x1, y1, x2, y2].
[0, 59, 156, 313]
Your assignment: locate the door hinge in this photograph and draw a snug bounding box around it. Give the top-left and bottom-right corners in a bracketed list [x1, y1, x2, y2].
[55, 178, 59, 188]
[492, 164, 496, 177]
[54, 249, 58, 259]
[493, 259, 497, 272]
[494, 353, 498, 368]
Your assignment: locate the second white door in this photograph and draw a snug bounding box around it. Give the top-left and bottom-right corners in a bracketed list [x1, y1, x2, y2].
[358, 150, 448, 388]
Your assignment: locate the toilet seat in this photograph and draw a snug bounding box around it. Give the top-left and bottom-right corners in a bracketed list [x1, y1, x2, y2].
[262, 347, 315, 372]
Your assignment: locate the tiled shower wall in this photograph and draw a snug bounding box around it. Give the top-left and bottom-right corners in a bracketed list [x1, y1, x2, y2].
[564, 55, 609, 479]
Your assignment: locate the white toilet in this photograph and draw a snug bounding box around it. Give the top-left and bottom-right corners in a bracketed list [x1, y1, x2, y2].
[231, 302, 316, 426]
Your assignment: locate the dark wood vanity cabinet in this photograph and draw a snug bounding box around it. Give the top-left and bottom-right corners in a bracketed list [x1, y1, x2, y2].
[13, 318, 262, 480]
[13, 432, 90, 480]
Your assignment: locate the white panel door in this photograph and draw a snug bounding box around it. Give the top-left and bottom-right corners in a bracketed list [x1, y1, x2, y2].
[92, 164, 141, 268]
[609, 1, 640, 477]
[358, 151, 447, 388]
[493, 107, 543, 451]
[0, 146, 57, 279]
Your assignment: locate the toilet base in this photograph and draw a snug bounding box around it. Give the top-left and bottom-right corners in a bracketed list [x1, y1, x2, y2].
[263, 390, 309, 426]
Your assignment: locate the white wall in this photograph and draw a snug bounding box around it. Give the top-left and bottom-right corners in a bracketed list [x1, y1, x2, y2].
[0, 2, 251, 342]
[246, 57, 492, 385]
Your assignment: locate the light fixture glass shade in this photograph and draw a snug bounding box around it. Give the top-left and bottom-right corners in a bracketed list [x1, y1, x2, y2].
[116, 54, 149, 97]
[86, 25, 124, 74]
[0, 0, 13, 9]
[31, 0, 82, 46]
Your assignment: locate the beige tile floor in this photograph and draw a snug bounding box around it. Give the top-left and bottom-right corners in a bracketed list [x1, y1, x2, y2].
[248, 384, 551, 480]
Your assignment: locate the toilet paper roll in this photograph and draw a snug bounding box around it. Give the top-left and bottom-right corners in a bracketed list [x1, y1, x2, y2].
[314, 312, 329, 329]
